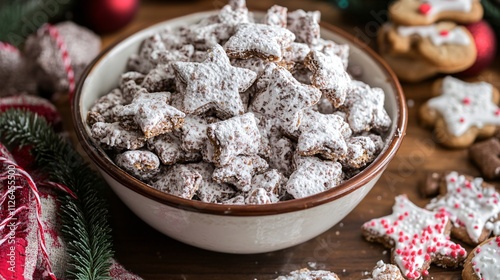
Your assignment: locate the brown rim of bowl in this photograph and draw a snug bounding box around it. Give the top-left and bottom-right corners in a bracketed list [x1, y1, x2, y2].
[72, 14, 407, 217]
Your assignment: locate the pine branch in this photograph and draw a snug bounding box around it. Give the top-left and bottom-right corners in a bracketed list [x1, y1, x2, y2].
[0, 109, 114, 280]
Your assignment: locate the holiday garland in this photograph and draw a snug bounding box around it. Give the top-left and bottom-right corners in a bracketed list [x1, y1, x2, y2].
[0, 109, 114, 279]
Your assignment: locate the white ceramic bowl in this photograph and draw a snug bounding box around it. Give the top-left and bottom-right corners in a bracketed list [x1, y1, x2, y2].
[73, 11, 407, 254]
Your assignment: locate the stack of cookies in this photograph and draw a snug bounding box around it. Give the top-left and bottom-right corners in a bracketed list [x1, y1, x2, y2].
[378, 0, 484, 82]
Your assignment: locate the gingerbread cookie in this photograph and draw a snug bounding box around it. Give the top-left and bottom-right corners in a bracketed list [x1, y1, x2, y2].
[419, 76, 500, 148]
[275, 268, 339, 280]
[378, 22, 476, 80]
[173, 44, 256, 118]
[469, 138, 500, 180]
[362, 195, 467, 279]
[462, 236, 500, 280]
[426, 171, 500, 245]
[389, 0, 484, 26]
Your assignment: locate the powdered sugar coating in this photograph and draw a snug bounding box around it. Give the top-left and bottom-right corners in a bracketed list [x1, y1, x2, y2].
[251, 65, 321, 131]
[115, 150, 160, 181]
[179, 115, 218, 152]
[340, 81, 391, 134]
[224, 23, 295, 62]
[173, 44, 256, 118]
[262, 5, 288, 28]
[188, 162, 236, 203]
[212, 155, 268, 191]
[206, 113, 261, 166]
[151, 165, 202, 199]
[304, 50, 351, 108]
[91, 122, 145, 150]
[341, 135, 383, 169]
[287, 9, 321, 45]
[275, 268, 340, 280]
[87, 88, 125, 125]
[371, 260, 404, 280]
[269, 137, 295, 177]
[312, 38, 350, 70]
[286, 156, 343, 199]
[249, 169, 286, 203]
[147, 134, 201, 165]
[426, 171, 500, 244]
[362, 195, 467, 280]
[296, 109, 352, 161]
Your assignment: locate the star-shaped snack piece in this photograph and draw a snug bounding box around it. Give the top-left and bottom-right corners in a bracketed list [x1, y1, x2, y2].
[462, 236, 500, 280]
[312, 38, 350, 70]
[119, 71, 146, 103]
[262, 5, 288, 28]
[224, 23, 295, 62]
[285, 156, 343, 199]
[339, 80, 392, 134]
[269, 137, 295, 177]
[295, 110, 352, 161]
[362, 195, 467, 280]
[115, 150, 160, 181]
[212, 155, 268, 191]
[251, 65, 322, 131]
[426, 171, 500, 245]
[151, 164, 203, 199]
[246, 169, 286, 204]
[206, 112, 261, 166]
[179, 115, 219, 152]
[147, 134, 201, 165]
[173, 44, 257, 118]
[91, 122, 146, 150]
[275, 268, 340, 280]
[87, 88, 125, 125]
[341, 134, 384, 169]
[286, 9, 321, 45]
[304, 50, 351, 108]
[419, 76, 500, 148]
[187, 162, 236, 203]
[189, 1, 251, 48]
[370, 260, 404, 280]
[113, 92, 185, 139]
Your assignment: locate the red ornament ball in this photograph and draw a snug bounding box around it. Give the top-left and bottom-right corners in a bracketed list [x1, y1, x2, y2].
[83, 0, 139, 33]
[458, 20, 497, 77]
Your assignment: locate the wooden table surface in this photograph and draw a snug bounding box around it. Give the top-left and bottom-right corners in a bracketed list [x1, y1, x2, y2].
[89, 0, 500, 279]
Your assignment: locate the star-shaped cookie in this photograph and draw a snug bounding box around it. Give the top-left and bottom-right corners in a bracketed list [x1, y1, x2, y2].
[172, 44, 257, 118]
[224, 23, 295, 62]
[296, 109, 352, 161]
[251, 65, 321, 131]
[426, 171, 500, 245]
[419, 76, 500, 148]
[362, 195, 467, 280]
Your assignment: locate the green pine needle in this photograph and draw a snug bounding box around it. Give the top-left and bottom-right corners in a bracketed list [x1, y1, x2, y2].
[0, 109, 114, 280]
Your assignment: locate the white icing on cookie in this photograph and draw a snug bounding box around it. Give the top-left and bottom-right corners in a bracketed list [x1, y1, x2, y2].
[471, 237, 500, 279]
[426, 76, 500, 136]
[419, 0, 473, 16]
[485, 221, 500, 236]
[397, 25, 470, 46]
[426, 171, 500, 243]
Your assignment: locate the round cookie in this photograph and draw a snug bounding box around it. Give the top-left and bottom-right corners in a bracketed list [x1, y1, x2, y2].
[462, 236, 500, 280]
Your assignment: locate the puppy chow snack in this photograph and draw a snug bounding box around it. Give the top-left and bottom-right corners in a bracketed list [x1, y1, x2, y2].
[275, 268, 340, 280]
[462, 236, 500, 280]
[87, 0, 392, 204]
[419, 76, 500, 148]
[362, 195, 467, 279]
[115, 150, 160, 181]
[369, 260, 404, 280]
[426, 171, 500, 245]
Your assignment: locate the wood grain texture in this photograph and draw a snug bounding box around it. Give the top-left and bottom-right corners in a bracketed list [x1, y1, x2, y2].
[79, 0, 500, 279]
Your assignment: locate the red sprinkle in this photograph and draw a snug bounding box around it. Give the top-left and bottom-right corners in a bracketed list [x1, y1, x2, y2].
[495, 109, 500, 116]
[439, 30, 449, 37]
[419, 3, 432, 14]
